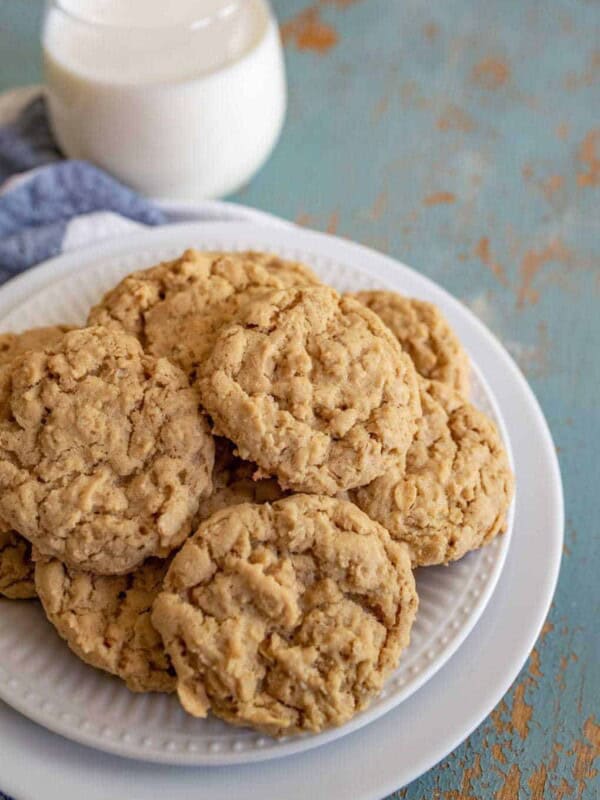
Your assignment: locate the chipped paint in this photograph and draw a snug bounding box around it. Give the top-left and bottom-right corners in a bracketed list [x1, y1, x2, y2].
[437, 105, 476, 133]
[471, 57, 511, 90]
[490, 699, 511, 737]
[522, 167, 565, 202]
[529, 648, 543, 680]
[369, 191, 388, 220]
[457, 751, 482, 797]
[511, 683, 533, 739]
[577, 129, 600, 187]
[553, 778, 575, 800]
[517, 238, 572, 307]
[522, 163, 534, 180]
[326, 210, 339, 233]
[372, 95, 390, 121]
[492, 743, 507, 765]
[474, 237, 508, 286]
[423, 21, 439, 40]
[321, 0, 362, 8]
[541, 620, 554, 641]
[528, 762, 547, 800]
[281, 6, 338, 54]
[399, 80, 419, 108]
[540, 174, 564, 201]
[281, 0, 366, 54]
[424, 191, 456, 206]
[295, 209, 339, 235]
[571, 717, 600, 796]
[295, 211, 313, 227]
[496, 764, 522, 800]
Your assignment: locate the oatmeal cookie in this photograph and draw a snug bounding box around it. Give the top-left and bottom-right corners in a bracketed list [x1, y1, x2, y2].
[198, 286, 421, 494]
[36, 556, 175, 693]
[0, 325, 74, 598]
[88, 250, 320, 377]
[349, 291, 470, 394]
[0, 325, 74, 366]
[353, 379, 514, 566]
[0, 326, 214, 574]
[152, 494, 417, 735]
[0, 526, 35, 599]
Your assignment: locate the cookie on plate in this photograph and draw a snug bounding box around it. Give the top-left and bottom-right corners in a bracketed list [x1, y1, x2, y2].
[198, 286, 421, 495]
[152, 494, 418, 736]
[0, 325, 74, 365]
[88, 250, 321, 377]
[0, 325, 74, 600]
[353, 379, 514, 566]
[195, 438, 286, 524]
[349, 291, 470, 395]
[0, 526, 35, 600]
[0, 326, 214, 575]
[36, 556, 175, 693]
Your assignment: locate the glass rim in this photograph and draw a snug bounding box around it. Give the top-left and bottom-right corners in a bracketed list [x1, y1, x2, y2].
[50, 0, 244, 32]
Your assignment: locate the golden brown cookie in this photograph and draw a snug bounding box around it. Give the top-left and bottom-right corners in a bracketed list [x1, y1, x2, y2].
[87, 250, 320, 377]
[349, 291, 470, 394]
[198, 286, 421, 495]
[353, 379, 514, 566]
[0, 326, 74, 599]
[0, 325, 74, 366]
[36, 556, 175, 693]
[152, 494, 418, 736]
[0, 526, 36, 600]
[0, 326, 214, 575]
[195, 438, 286, 524]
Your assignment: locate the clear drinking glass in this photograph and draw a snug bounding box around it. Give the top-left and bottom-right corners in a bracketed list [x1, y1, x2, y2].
[42, 0, 286, 200]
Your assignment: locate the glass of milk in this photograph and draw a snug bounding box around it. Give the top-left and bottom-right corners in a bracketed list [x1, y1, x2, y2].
[42, 0, 286, 200]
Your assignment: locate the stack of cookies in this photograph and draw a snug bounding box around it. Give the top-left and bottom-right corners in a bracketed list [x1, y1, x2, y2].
[0, 250, 513, 737]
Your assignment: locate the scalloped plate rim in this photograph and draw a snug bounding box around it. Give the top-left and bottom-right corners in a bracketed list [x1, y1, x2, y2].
[0, 221, 515, 766]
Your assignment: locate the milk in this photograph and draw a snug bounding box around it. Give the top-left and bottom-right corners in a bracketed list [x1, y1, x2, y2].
[43, 0, 286, 200]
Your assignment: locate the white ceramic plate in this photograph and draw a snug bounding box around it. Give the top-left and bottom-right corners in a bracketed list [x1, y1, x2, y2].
[0, 221, 517, 769]
[0, 222, 562, 800]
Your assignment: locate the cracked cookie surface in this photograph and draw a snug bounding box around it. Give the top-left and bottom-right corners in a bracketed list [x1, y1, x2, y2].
[152, 494, 418, 736]
[36, 556, 175, 692]
[353, 379, 514, 566]
[0, 326, 74, 600]
[0, 325, 74, 365]
[0, 326, 214, 575]
[88, 250, 320, 377]
[349, 291, 470, 394]
[198, 286, 421, 494]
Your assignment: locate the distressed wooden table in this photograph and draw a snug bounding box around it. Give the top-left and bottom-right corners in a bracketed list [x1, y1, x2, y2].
[1, 1, 598, 797]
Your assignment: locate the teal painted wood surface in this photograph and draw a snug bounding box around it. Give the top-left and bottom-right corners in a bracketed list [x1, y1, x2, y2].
[0, 0, 599, 797]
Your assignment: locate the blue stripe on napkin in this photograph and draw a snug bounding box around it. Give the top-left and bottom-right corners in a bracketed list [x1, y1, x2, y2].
[0, 97, 167, 277]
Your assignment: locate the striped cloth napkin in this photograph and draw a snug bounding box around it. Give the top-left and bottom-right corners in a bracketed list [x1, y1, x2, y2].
[0, 93, 168, 281]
